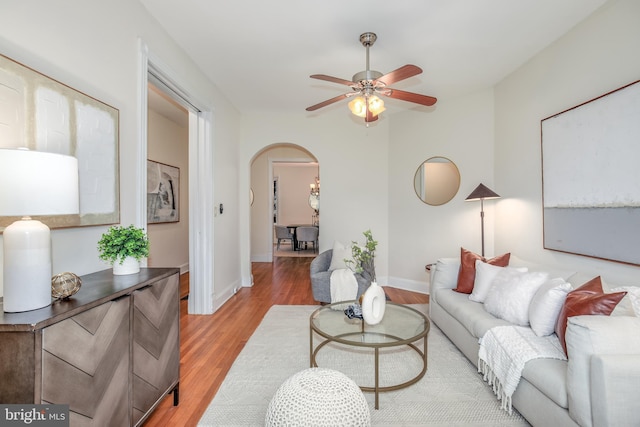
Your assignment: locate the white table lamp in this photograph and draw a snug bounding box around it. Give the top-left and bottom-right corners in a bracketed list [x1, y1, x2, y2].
[0, 148, 79, 312]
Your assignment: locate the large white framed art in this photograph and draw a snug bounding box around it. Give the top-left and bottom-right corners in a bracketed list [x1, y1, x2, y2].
[541, 80, 640, 265]
[0, 53, 120, 230]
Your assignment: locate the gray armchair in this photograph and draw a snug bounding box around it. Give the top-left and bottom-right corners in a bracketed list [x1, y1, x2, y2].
[310, 249, 372, 303]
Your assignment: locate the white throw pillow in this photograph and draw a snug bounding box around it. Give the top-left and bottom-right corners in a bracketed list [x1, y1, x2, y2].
[528, 277, 572, 336]
[430, 258, 461, 291]
[484, 269, 549, 326]
[328, 241, 354, 271]
[612, 286, 640, 317]
[469, 260, 527, 303]
[602, 280, 635, 316]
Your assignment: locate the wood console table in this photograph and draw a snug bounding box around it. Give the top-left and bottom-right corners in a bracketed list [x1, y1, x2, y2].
[0, 268, 180, 426]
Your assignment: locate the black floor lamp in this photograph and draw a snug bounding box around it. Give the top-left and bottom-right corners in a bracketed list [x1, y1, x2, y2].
[465, 183, 500, 257]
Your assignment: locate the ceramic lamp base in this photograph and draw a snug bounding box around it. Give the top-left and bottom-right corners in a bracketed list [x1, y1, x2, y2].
[3, 218, 52, 312]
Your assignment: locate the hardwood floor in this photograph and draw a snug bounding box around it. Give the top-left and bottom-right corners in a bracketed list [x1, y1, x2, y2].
[144, 257, 429, 426]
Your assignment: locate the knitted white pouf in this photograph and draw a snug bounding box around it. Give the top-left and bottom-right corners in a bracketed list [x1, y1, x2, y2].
[265, 367, 371, 427]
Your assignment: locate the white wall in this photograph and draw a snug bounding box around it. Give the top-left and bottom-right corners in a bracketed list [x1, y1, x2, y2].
[3, 1, 636, 304]
[273, 164, 318, 227]
[494, 0, 640, 285]
[240, 93, 496, 293]
[388, 89, 496, 292]
[0, 0, 241, 307]
[240, 111, 389, 286]
[147, 108, 189, 273]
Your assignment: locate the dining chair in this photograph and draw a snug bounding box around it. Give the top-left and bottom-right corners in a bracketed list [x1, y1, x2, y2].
[275, 225, 294, 250]
[296, 226, 319, 252]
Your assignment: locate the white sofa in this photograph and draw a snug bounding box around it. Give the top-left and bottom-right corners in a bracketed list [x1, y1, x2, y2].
[429, 255, 640, 427]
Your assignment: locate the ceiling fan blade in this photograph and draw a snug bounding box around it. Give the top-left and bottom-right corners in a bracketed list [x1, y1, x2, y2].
[310, 74, 355, 86]
[365, 107, 378, 123]
[306, 94, 349, 111]
[384, 88, 437, 107]
[376, 64, 422, 86]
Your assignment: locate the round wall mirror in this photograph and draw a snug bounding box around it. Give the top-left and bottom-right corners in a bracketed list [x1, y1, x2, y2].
[308, 193, 319, 211]
[413, 156, 461, 206]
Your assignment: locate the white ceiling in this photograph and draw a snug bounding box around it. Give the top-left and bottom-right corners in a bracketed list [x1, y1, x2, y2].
[140, 0, 608, 117]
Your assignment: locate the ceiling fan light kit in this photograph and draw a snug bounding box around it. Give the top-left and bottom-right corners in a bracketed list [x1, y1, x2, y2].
[348, 95, 385, 118]
[306, 32, 437, 125]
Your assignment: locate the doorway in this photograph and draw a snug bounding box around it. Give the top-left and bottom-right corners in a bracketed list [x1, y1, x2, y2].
[146, 83, 189, 297]
[140, 42, 215, 314]
[249, 144, 319, 262]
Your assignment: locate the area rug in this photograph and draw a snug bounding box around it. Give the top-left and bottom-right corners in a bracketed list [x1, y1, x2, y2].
[198, 305, 529, 426]
[273, 245, 317, 258]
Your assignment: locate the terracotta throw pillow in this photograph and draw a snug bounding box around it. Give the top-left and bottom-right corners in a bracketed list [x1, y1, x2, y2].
[555, 276, 627, 355]
[454, 248, 510, 294]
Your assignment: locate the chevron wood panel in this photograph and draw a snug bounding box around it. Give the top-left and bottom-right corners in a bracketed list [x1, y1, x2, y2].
[42, 297, 130, 426]
[132, 274, 179, 425]
[0, 332, 36, 403]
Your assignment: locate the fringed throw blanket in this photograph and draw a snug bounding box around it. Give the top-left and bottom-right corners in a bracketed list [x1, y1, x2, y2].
[478, 326, 567, 414]
[330, 268, 358, 310]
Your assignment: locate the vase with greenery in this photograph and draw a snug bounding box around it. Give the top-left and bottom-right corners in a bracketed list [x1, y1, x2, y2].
[345, 229, 378, 282]
[97, 225, 150, 275]
[345, 229, 384, 324]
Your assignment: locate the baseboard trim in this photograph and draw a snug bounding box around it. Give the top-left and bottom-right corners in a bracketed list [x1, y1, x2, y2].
[251, 254, 271, 262]
[386, 276, 429, 295]
[179, 262, 189, 275]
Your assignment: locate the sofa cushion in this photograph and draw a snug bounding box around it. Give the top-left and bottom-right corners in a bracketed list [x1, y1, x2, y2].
[483, 269, 549, 326]
[435, 288, 510, 338]
[590, 354, 640, 427]
[555, 276, 627, 354]
[454, 248, 510, 294]
[328, 241, 354, 271]
[469, 261, 527, 303]
[565, 315, 640, 427]
[521, 358, 569, 409]
[529, 278, 572, 337]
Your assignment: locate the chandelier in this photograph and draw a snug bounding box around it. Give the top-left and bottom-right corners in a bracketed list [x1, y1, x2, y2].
[310, 177, 320, 196]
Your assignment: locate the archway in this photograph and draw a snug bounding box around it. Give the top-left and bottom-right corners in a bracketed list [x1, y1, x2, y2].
[249, 143, 319, 262]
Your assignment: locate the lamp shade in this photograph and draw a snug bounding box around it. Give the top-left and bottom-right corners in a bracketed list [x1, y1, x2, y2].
[465, 183, 500, 258]
[1, 148, 79, 312]
[348, 96, 367, 118]
[0, 148, 79, 216]
[465, 183, 500, 201]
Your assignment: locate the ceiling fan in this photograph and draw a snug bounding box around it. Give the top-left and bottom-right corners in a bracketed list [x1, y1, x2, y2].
[306, 32, 437, 123]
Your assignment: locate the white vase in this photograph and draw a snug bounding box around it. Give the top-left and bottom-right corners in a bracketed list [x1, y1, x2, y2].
[112, 256, 140, 275]
[361, 281, 386, 325]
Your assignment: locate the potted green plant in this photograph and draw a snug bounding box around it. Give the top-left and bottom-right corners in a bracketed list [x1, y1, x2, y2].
[97, 225, 150, 275]
[345, 229, 378, 282]
[345, 229, 384, 325]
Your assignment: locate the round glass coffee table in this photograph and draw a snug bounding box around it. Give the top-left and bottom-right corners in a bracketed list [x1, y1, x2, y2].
[310, 301, 430, 409]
